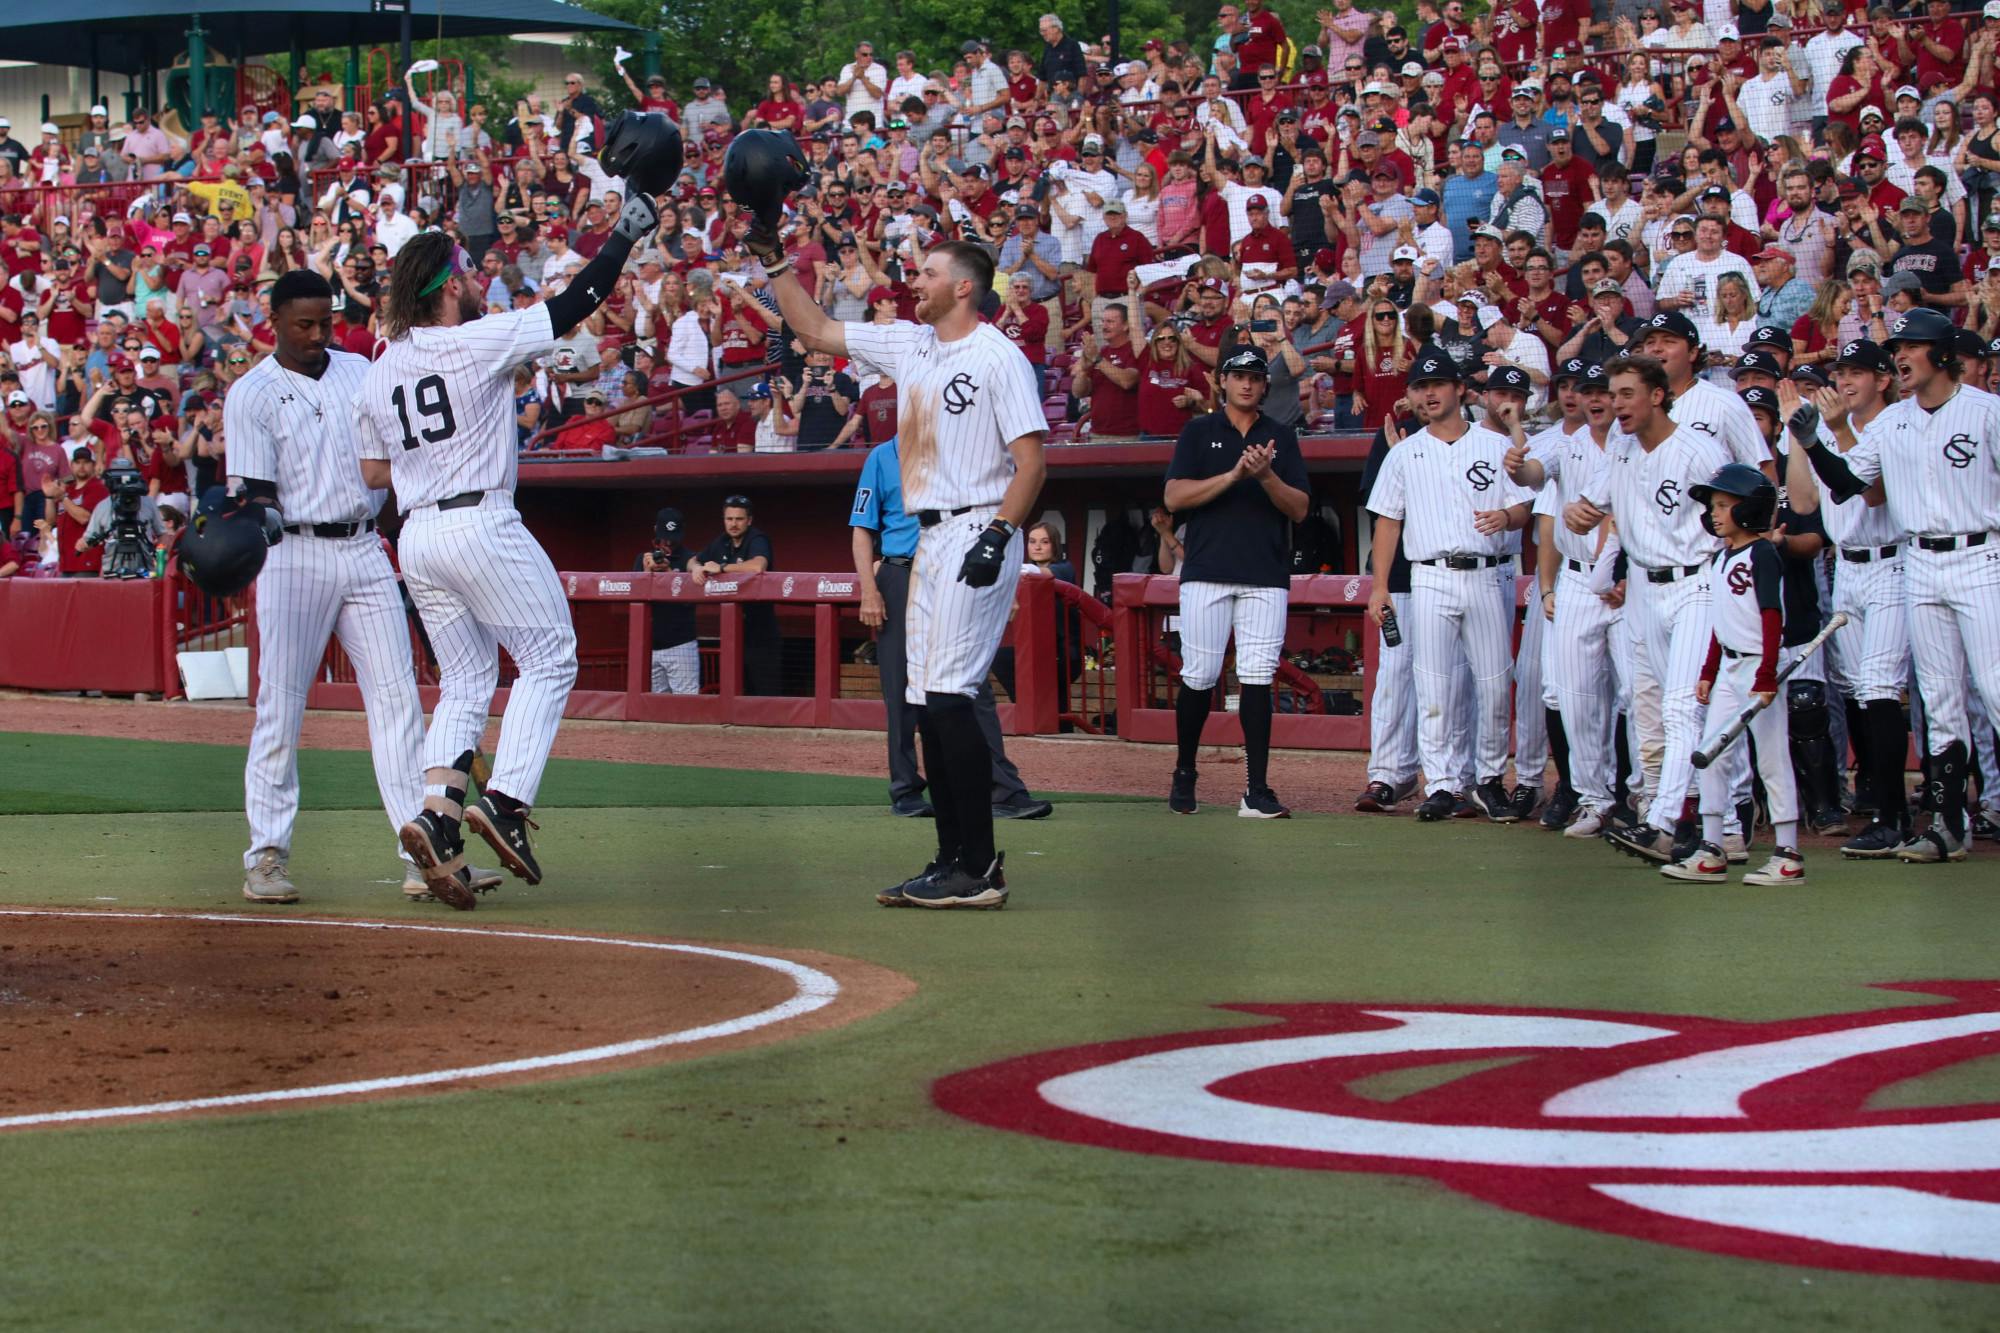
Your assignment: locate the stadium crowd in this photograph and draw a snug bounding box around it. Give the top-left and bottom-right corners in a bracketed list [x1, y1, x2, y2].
[4, 0, 2000, 577]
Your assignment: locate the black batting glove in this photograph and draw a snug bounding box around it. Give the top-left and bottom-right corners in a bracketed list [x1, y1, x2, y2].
[744, 217, 783, 262]
[957, 523, 1010, 587]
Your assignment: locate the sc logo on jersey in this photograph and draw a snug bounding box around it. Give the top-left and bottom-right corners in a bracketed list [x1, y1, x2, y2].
[1654, 478, 1681, 514]
[942, 373, 980, 416]
[1943, 433, 1977, 469]
[1727, 561, 1754, 595]
[1465, 460, 1496, 492]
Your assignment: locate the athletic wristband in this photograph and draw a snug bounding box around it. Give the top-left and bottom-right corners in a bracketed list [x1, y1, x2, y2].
[988, 518, 1017, 539]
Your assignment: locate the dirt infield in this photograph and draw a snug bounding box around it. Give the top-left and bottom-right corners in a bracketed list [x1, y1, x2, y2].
[0, 910, 911, 1130]
[0, 692, 1376, 814]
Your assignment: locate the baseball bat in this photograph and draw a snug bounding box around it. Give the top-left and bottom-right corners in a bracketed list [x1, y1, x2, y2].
[1691, 612, 1848, 769]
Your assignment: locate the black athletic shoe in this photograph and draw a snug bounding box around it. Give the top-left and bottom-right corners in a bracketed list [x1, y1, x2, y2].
[1416, 789, 1458, 822]
[399, 810, 476, 911]
[904, 853, 1008, 910]
[464, 796, 543, 885]
[1607, 822, 1678, 863]
[1809, 805, 1850, 838]
[1472, 780, 1519, 823]
[1509, 784, 1541, 822]
[1841, 822, 1908, 859]
[1239, 787, 1291, 819]
[1452, 796, 1479, 819]
[1607, 799, 1640, 831]
[890, 795, 935, 817]
[1974, 812, 1999, 842]
[1169, 767, 1198, 814]
[1354, 781, 1399, 813]
[878, 861, 943, 907]
[993, 795, 1054, 820]
[1538, 786, 1579, 831]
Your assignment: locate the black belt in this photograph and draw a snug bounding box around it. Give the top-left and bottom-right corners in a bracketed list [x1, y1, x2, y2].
[1416, 554, 1504, 570]
[1565, 557, 1589, 574]
[1721, 645, 1753, 659]
[1840, 543, 1899, 563]
[1642, 563, 1705, 584]
[283, 518, 375, 538]
[882, 554, 913, 568]
[1915, 531, 1991, 553]
[916, 505, 984, 528]
[438, 491, 486, 511]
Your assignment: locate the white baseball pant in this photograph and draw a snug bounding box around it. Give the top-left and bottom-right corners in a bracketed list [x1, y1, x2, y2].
[1628, 572, 1713, 832]
[1827, 555, 1910, 704]
[1367, 590, 1418, 787]
[1903, 544, 2000, 757]
[1552, 564, 1621, 810]
[1697, 651, 1798, 827]
[1179, 581, 1288, 690]
[907, 506, 1023, 701]
[399, 495, 577, 808]
[650, 643, 700, 694]
[245, 533, 424, 869]
[1411, 562, 1515, 793]
[1509, 571, 1548, 785]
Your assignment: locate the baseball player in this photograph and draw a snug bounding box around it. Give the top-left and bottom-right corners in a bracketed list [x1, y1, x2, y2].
[1355, 405, 1422, 814]
[1662, 463, 1806, 885]
[1636, 312, 1769, 474]
[1795, 307, 2000, 863]
[1162, 345, 1312, 819]
[1366, 348, 1536, 823]
[359, 113, 683, 907]
[752, 184, 1046, 907]
[1784, 340, 1911, 856]
[225, 270, 457, 905]
[1567, 353, 1732, 863]
[1484, 364, 1549, 820]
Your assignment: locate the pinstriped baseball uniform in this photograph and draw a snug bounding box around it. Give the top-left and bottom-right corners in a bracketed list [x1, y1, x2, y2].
[1838, 383, 2000, 757]
[1816, 413, 1910, 706]
[1582, 425, 1729, 832]
[1368, 422, 1535, 794]
[227, 348, 424, 872]
[1534, 420, 1624, 810]
[355, 304, 575, 807]
[843, 319, 1044, 700]
[1671, 377, 1768, 472]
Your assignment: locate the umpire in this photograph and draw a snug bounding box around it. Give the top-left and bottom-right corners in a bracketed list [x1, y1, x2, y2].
[851, 436, 1053, 824]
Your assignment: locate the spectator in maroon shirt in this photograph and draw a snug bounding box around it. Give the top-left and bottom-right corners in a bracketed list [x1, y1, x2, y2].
[46, 446, 108, 577]
[855, 370, 898, 445]
[1540, 131, 1599, 250]
[1074, 303, 1141, 436]
[1235, 0, 1290, 90]
[1087, 200, 1155, 326]
[1233, 197, 1298, 290]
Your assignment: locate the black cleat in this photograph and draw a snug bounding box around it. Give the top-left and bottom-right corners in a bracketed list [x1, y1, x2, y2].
[1509, 784, 1541, 822]
[399, 810, 476, 911]
[878, 861, 944, 907]
[1974, 812, 2000, 842]
[1538, 786, 1579, 830]
[993, 795, 1054, 820]
[1809, 805, 1850, 838]
[890, 795, 935, 817]
[905, 853, 1008, 909]
[1416, 789, 1458, 822]
[1472, 780, 1519, 823]
[1169, 767, 1198, 814]
[464, 796, 543, 885]
[1606, 822, 1679, 863]
[1354, 781, 1399, 813]
[1841, 822, 1908, 859]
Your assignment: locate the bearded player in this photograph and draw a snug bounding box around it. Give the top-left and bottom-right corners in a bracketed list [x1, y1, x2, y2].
[356, 114, 683, 907]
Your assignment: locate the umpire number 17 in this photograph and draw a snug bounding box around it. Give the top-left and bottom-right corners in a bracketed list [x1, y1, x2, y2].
[391, 374, 457, 450]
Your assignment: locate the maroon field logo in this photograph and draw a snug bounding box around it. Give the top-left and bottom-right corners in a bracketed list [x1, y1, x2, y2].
[934, 984, 2000, 1282]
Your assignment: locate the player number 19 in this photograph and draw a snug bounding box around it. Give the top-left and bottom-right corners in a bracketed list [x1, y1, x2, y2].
[391, 374, 457, 451]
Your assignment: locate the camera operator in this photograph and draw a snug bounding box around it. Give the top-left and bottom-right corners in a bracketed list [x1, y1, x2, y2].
[635, 507, 700, 695]
[788, 350, 856, 451]
[82, 459, 165, 577]
[40, 444, 108, 577]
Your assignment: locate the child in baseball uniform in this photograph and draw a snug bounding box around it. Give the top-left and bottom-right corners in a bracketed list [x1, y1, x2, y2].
[1664, 464, 1805, 885]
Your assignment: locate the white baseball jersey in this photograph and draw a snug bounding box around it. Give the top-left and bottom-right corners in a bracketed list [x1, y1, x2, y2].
[1583, 426, 1729, 570]
[1816, 410, 1906, 548]
[1670, 375, 1767, 472]
[844, 319, 1045, 511]
[1708, 539, 1784, 655]
[1366, 423, 1535, 560]
[1841, 384, 2000, 537]
[225, 349, 385, 523]
[355, 304, 558, 509]
[1533, 421, 1613, 565]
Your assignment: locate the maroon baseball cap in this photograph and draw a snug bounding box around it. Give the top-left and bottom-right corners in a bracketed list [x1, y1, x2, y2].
[867, 285, 896, 305]
[1314, 247, 1338, 269]
[108, 353, 133, 372]
[1856, 134, 1887, 160]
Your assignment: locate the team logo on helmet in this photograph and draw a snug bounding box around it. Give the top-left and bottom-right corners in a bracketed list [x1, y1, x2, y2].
[936, 984, 2000, 1282]
[1893, 315, 1912, 336]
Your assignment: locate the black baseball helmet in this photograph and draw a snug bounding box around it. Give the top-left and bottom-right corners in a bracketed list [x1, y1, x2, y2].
[1689, 462, 1777, 535]
[722, 129, 812, 228]
[599, 112, 685, 199]
[175, 506, 268, 597]
[1884, 307, 1957, 349]
[1219, 346, 1270, 378]
[1953, 327, 1992, 362]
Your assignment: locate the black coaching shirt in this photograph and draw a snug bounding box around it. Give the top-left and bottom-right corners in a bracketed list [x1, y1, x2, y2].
[1166, 408, 1311, 589]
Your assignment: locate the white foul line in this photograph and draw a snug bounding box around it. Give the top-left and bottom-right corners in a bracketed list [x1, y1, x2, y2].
[0, 909, 842, 1130]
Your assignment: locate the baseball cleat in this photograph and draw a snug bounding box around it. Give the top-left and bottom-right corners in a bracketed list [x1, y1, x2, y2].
[1508, 784, 1541, 822]
[1607, 822, 1678, 863]
[1660, 842, 1728, 883]
[1722, 832, 1748, 865]
[465, 796, 543, 885]
[993, 795, 1054, 820]
[877, 861, 944, 907]
[1452, 795, 1480, 819]
[1974, 812, 2000, 842]
[1808, 806, 1849, 838]
[1894, 826, 1969, 863]
[1841, 822, 1908, 859]
[1168, 767, 1198, 815]
[1563, 805, 1607, 839]
[1239, 786, 1291, 819]
[1415, 789, 1458, 822]
[1742, 848, 1807, 886]
[1354, 781, 1400, 813]
[400, 811, 476, 910]
[1606, 799, 1640, 831]
[904, 853, 1008, 910]
[403, 863, 504, 902]
[1472, 780, 1519, 823]
[1538, 786, 1579, 830]
[243, 849, 299, 904]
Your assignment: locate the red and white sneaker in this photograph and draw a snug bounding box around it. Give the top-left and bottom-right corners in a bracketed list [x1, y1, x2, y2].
[1660, 841, 1728, 883]
[1742, 848, 1806, 886]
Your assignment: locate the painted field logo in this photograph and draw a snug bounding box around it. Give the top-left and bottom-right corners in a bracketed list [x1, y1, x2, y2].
[934, 985, 2000, 1282]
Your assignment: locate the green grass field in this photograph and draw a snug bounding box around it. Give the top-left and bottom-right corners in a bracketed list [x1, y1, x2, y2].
[2, 730, 1998, 1330]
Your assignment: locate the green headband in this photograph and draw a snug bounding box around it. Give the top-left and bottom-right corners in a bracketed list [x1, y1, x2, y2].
[418, 244, 472, 298]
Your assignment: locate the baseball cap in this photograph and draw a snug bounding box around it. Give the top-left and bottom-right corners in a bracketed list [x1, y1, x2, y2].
[1845, 250, 1882, 276]
[1196, 277, 1228, 294]
[959, 38, 986, 53]
[1439, 36, 1463, 52]
[1499, 145, 1527, 162]
[1324, 280, 1359, 303]
[1897, 195, 1930, 213]
[107, 353, 133, 372]
[1716, 21, 1741, 39]
[1894, 84, 1923, 102]
[1643, 310, 1702, 347]
[1739, 385, 1780, 418]
[1401, 61, 1425, 77]
[1789, 364, 1829, 389]
[1476, 306, 1507, 331]
[1577, 363, 1610, 388]
[1552, 357, 1590, 386]
[1856, 134, 1888, 159]
[1487, 364, 1534, 396]
[1511, 84, 1538, 99]
[692, 77, 712, 89]
[4, 390, 27, 407]
[1748, 325, 1794, 352]
[1314, 248, 1341, 270]
[1472, 223, 1506, 243]
[867, 285, 896, 305]
[1881, 271, 1923, 295]
[1955, 327, 1993, 361]
[1081, 135, 1104, 153]
[1409, 347, 1462, 385]
[89, 104, 107, 117]
[1412, 187, 1441, 208]
[1836, 179, 1864, 201]
[1859, 105, 1886, 124]
[1590, 277, 1624, 297]
[1699, 184, 1731, 202]
[1751, 246, 1795, 264]
[39, 121, 58, 135]
[137, 346, 161, 361]
[1104, 198, 1128, 214]
[192, 244, 211, 257]
[654, 507, 685, 541]
[1391, 245, 1419, 262]
[172, 211, 193, 225]
[1734, 349, 1785, 378]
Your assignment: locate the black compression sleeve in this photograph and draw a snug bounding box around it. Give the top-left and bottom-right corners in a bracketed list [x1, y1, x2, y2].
[544, 229, 640, 337]
[239, 478, 279, 507]
[1804, 441, 1869, 504]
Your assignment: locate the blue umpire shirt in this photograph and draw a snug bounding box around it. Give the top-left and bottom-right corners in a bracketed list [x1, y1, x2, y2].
[851, 438, 919, 559]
